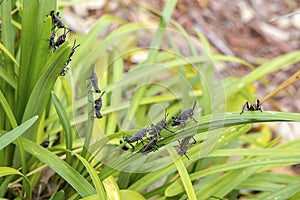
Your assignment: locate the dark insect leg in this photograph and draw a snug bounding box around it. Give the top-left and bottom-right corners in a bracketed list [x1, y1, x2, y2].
[184, 153, 190, 160]
[256, 99, 263, 112]
[240, 102, 249, 115]
[157, 132, 162, 138]
[140, 139, 144, 145]
[163, 126, 174, 133]
[192, 136, 196, 144]
[192, 100, 197, 111]
[190, 116, 198, 123]
[125, 141, 135, 151]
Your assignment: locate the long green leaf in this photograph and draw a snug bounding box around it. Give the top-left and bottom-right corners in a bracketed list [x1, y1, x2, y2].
[17, 0, 56, 122]
[51, 92, 73, 163]
[0, 42, 19, 67]
[258, 181, 300, 200]
[0, 90, 18, 128]
[0, 67, 17, 89]
[0, 116, 38, 150]
[0, 167, 32, 199]
[19, 137, 96, 197]
[74, 153, 107, 199]
[197, 166, 260, 199]
[119, 190, 145, 200]
[22, 44, 70, 141]
[167, 146, 197, 200]
[17, 0, 39, 122]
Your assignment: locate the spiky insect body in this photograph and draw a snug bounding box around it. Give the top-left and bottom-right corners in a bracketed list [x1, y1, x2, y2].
[124, 128, 148, 151]
[40, 140, 50, 148]
[60, 40, 80, 76]
[240, 99, 262, 114]
[177, 135, 196, 159]
[172, 100, 198, 128]
[49, 33, 56, 51]
[149, 111, 173, 138]
[55, 28, 69, 47]
[94, 91, 105, 118]
[90, 66, 101, 93]
[139, 136, 160, 155]
[50, 10, 68, 30]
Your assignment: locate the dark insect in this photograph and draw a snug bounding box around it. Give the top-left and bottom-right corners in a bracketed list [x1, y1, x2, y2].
[240, 99, 262, 115]
[49, 32, 56, 51]
[40, 140, 50, 148]
[60, 40, 80, 76]
[139, 136, 160, 155]
[124, 127, 148, 151]
[90, 65, 101, 93]
[40, 134, 50, 148]
[59, 67, 68, 76]
[149, 111, 174, 138]
[50, 10, 68, 30]
[65, 39, 80, 66]
[172, 100, 198, 128]
[55, 28, 69, 47]
[176, 135, 196, 159]
[94, 91, 106, 118]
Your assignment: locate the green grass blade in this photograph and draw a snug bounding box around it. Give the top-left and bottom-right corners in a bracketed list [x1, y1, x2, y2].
[81, 88, 94, 157]
[120, 190, 146, 200]
[191, 156, 300, 181]
[211, 54, 255, 69]
[19, 137, 97, 197]
[0, 66, 17, 89]
[29, 16, 53, 90]
[0, 90, 18, 128]
[237, 173, 299, 192]
[74, 153, 107, 199]
[106, 53, 124, 135]
[120, 0, 177, 129]
[208, 148, 300, 157]
[103, 176, 121, 200]
[224, 51, 300, 103]
[79, 194, 103, 200]
[258, 181, 300, 200]
[197, 166, 260, 199]
[51, 92, 73, 163]
[0, 167, 32, 199]
[50, 190, 65, 200]
[22, 44, 70, 139]
[0, 42, 19, 67]
[0, 116, 38, 150]
[16, 0, 56, 122]
[240, 51, 300, 88]
[72, 14, 124, 78]
[17, 0, 39, 121]
[128, 164, 175, 192]
[147, 0, 177, 61]
[167, 146, 197, 200]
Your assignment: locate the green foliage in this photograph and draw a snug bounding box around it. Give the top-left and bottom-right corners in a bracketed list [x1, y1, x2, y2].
[0, 0, 300, 199]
